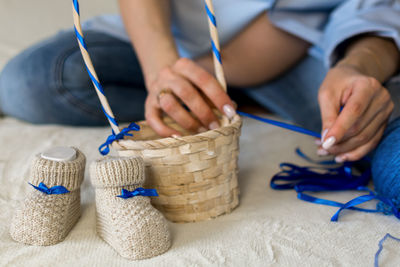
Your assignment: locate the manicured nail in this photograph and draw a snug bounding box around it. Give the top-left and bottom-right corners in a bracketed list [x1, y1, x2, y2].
[223, 104, 236, 119]
[321, 129, 328, 142]
[335, 155, 347, 163]
[317, 148, 329, 156]
[315, 139, 322, 146]
[322, 136, 336, 150]
[209, 121, 220, 130]
[172, 134, 181, 138]
[198, 127, 207, 133]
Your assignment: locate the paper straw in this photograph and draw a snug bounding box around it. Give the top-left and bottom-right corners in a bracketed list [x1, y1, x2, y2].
[204, 0, 227, 92]
[72, 0, 120, 134]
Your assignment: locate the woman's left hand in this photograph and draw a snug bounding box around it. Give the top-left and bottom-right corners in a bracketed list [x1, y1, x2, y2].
[318, 62, 394, 162]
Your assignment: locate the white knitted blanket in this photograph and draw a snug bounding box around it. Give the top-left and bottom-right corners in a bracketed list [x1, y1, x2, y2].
[0, 117, 399, 266]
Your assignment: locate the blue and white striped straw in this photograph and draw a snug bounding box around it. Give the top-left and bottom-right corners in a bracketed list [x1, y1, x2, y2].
[72, 0, 120, 134]
[204, 0, 227, 92]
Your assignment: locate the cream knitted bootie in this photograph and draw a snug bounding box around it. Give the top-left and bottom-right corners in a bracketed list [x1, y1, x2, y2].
[90, 156, 171, 260]
[10, 148, 86, 246]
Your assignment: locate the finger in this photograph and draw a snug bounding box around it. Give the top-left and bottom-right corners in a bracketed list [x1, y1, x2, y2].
[334, 123, 386, 163]
[172, 58, 237, 118]
[158, 92, 204, 133]
[145, 97, 181, 138]
[327, 107, 391, 155]
[318, 84, 341, 141]
[163, 72, 220, 130]
[322, 82, 375, 149]
[341, 88, 392, 142]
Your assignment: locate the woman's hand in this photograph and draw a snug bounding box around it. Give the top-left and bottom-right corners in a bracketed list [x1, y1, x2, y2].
[318, 63, 393, 162]
[145, 58, 236, 137]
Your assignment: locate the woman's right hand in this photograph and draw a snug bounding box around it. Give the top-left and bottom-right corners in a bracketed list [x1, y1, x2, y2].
[145, 58, 236, 137]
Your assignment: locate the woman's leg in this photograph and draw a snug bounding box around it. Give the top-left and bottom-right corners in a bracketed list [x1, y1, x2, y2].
[0, 30, 147, 126]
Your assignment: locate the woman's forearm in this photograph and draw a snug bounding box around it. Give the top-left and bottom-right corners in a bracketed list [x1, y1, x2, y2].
[196, 13, 310, 87]
[119, 0, 179, 87]
[337, 36, 400, 82]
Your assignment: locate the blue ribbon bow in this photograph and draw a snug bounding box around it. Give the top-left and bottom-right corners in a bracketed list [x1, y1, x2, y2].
[99, 122, 140, 155]
[29, 182, 70, 195]
[116, 187, 159, 199]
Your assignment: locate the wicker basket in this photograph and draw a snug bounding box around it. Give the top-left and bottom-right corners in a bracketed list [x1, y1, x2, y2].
[113, 115, 242, 222]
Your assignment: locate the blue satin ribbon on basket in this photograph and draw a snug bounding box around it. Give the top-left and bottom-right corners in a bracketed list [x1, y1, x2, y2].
[99, 122, 140, 155]
[117, 187, 159, 199]
[238, 111, 400, 221]
[29, 182, 70, 195]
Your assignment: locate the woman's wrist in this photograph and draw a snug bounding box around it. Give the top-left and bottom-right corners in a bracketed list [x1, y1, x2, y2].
[335, 51, 379, 79]
[335, 36, 400, 82]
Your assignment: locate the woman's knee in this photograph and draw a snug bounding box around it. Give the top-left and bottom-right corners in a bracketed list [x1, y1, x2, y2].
[0, 45, 50, 123]
[0, 30, 102, 125]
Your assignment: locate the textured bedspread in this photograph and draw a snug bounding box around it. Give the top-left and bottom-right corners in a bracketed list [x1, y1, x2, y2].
[0, 117, 399, 266]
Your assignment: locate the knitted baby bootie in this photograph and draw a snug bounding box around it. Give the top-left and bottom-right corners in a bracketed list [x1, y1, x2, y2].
[10, 148, 86, 246]
[90, 156, 171, 260]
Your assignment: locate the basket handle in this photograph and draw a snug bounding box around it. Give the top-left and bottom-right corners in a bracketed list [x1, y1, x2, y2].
[204, 0, 227, 93]
[72, 0, 120, 134]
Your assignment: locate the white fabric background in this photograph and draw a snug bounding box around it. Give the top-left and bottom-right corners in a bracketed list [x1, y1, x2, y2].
[0, 1, 399, 266]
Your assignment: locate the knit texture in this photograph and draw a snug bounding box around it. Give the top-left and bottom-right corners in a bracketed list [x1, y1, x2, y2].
[10, 148, 86, 246]
[90, 156, 171, 260]
[372, 117, 400, 208]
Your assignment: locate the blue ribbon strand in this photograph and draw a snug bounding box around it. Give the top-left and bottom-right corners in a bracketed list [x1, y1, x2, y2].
[211, 40, 222, 64]
[238, 111, 321, 138]
[29, 182, 70, 195]
[99, 122, 141, 155]
[270, 149, 400, 221]
[117, 187, 159, 199]
[204, 3, 217, 26]
[375, 233, 400, 267]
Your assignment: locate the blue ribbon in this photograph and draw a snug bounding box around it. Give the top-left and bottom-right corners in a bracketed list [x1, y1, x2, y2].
[238, 111, 321, 138]
[204, 2, 217, 26]
[99, 122, 141, 155]
[375, 233, 400, 267]
[331, 190, 400, 221]
[117, 187, 159, 199]
[211, 40, 222, 64]
[270, 149, 400, 221]
[29, 182, 70, 195]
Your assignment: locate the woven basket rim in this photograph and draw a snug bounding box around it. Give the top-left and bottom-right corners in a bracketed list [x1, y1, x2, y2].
[113, 115, 242, 150]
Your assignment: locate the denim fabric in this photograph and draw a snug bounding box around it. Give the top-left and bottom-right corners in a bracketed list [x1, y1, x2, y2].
[0, 30, 147, 126]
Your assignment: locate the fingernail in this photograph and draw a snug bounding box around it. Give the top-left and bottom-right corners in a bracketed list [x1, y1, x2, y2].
[198, 127, 207, 133]
[315, 139, 322, 146]
[322, 136, 336, 150]
[223, 104, 236, 119]
[317, 148, 329, 156]
[335, 155, 347, 163]
[172, 134, 181, 138]
[321, 129, 328, 142]
[209, 121, 220, 130]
